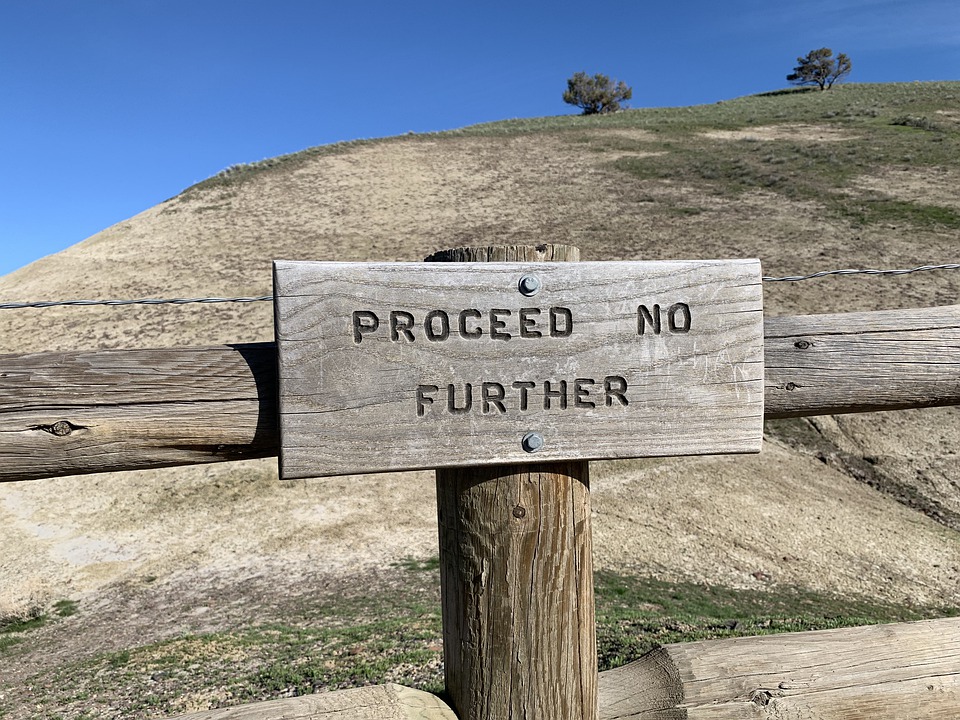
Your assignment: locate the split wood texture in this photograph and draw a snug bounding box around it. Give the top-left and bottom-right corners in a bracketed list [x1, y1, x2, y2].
[597, 616, 960, 719]
[170, 683, 457, 719]
[1, 304, 959, 483]
[169, 617, 960, 719]
[428, 244, 596, 720]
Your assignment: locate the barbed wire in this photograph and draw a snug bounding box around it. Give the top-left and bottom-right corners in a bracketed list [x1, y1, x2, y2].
[761, 263, 960, 282]
[0, 296, 273, 310]
[0, 263, 956, 310]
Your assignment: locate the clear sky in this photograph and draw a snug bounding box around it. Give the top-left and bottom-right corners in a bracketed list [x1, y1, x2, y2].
[1, 0, 957, 278]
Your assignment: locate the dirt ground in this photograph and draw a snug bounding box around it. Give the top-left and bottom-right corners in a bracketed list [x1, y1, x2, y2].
[1, 125, 959, 709]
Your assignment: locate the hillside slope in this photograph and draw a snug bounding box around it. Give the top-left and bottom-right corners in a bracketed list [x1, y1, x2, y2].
[1, 83, 959, 713]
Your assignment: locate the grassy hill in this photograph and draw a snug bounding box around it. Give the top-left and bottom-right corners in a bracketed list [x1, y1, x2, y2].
[1, 82, 959, 718]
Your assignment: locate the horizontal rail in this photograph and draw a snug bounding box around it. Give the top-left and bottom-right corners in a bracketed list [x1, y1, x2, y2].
[172, 683, 457, 719]
[598, 616, 960, 719]
[0, 343, 279, 482]
[1, 304, 958, 483]
[168, 616, 960, 719]
[765, 304, 960, 418]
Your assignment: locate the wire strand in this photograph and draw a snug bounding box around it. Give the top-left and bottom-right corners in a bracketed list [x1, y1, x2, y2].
[0, 263, 957, 310]
[0, 296, 273, 310]
[761, 263, 960, 282]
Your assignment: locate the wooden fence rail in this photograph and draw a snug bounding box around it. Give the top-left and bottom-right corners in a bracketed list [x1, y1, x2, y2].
[598, 615, 960, 719]
[3, 266, 960, 720]
[1, 304, 958, 483]
[170, 616, 960, 719]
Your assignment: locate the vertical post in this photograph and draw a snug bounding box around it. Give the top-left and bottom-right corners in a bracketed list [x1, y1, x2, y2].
[426, 244, 597, 720]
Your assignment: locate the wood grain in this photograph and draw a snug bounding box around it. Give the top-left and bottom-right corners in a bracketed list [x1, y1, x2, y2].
[164, 618, 960, 720]
[437, 461, 596, 720]
[429, 244, 596, 720]
[168, 683, 457, 719]
[273, 258, 764, 478]
[1, 305, 959, 483]
[765, 304, 960, 418]
[0, 344, 277, 482]
[597, 617, 960, 719]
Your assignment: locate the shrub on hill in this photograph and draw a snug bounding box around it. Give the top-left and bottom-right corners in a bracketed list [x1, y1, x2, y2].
[562, 72, 632, 114]
[787, 48, 852, 91]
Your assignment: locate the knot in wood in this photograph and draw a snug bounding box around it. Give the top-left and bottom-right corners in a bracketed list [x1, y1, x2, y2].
[31, 419, 85, 438]
[794, 340, 812, 350]
[512, 505, 527, 519]
[51, 421, 74, 437]
[751, 689, 775, 706]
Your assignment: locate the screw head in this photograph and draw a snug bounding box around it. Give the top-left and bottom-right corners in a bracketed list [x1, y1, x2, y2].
[521, 432, 545, 453]
[518, 274, 541, 296]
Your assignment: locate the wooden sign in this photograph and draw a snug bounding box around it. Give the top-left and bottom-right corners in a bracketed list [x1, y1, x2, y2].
[273, 260, 764, 479]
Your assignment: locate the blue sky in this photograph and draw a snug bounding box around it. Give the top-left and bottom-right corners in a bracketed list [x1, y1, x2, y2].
[1, 0, 957, 279]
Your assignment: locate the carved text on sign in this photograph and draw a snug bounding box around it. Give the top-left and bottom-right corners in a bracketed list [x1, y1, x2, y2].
[352, 303, 693, 343]
[273, 260, 764, 478]
[415, 376, 629, 417]
[352, 307, 574, 343]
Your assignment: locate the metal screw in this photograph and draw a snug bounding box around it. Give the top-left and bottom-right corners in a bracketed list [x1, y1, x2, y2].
[518, 274, 541, 296]
[521, 432, 545, 453]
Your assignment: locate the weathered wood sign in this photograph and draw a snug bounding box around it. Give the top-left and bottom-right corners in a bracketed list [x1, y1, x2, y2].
[273, 259, 764, 478]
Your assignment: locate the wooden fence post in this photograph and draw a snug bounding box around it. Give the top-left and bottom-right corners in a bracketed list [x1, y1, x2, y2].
[426, 245, 597, 720]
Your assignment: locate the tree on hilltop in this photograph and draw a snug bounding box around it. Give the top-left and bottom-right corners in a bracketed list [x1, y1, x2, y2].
[787, 48, 852, 91]
[563, 72, 632, 114]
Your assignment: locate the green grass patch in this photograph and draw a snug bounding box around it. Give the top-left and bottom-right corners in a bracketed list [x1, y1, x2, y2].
[12, 565, 959, 718]
[1, 599, 78, 654]
[837, 198, 960, 229]
[613, 123, 955, 201]
[53, 599, 79, 618]
[246, 614, 443, 697]
[614, 136, 864, 202]
[891, 115, 942, 132]
[107, 649, 131, 669]
[0, 611, 45, 635]
[392, 555, 441, 573]
[0, 607, 47, 653]
[0, 607, 47, 652]
[454, 82, 960, 137]
[594, 572, 958, 670]
[180, 82, 960, 198]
